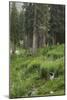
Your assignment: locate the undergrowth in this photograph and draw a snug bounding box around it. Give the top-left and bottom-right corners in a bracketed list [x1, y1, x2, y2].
[10, 44, 65, 98]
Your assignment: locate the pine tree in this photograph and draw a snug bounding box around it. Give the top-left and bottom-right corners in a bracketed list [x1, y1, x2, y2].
[49, 5, 65, 44]
[23, 3, 50, 53]
[10, 2, 19, 53]
[24, 3, 34, 49]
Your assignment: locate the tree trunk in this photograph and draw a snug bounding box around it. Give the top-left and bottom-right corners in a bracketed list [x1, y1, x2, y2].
[39, 32, 43, 48]
[12, 44, 16, 54]
[43, 33, 46, 47]
[24, 34, 28, 49]
[33, 32, 37, 54]
[10, 41, 16, 54]
[52, 33, 56, 45]
[32, 4, 37, 54]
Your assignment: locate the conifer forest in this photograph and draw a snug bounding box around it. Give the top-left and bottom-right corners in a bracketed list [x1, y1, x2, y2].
[9, 2, 65, 98]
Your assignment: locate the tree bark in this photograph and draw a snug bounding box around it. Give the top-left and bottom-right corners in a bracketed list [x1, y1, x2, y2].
[52, 33, 56, 45]
[43, 32, 47, 47]
[32, 4, 37, 54]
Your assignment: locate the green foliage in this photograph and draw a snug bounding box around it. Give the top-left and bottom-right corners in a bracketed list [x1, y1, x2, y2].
[40, 67, 49, 80]
[49, 5, 65, 44]
[10, 44, 64, 98]
[37, 75, 64, 96]
[10, 2, 19, 45]
[27, 60, 40, 73]
[37, 44, 64, 58]
[47, 44, 64, 58]
[9, 1, 65, 97]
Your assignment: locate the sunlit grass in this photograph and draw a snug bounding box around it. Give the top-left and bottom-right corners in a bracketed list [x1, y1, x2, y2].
[10, 44, 65, 98]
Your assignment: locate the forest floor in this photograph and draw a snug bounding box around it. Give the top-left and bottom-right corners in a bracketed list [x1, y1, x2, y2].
[10, 44, 65, 98]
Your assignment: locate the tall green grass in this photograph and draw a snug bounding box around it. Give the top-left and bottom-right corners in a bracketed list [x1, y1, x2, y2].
[10, 44, 65, 98]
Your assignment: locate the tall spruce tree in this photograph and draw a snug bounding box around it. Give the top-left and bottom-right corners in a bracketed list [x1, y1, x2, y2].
[10, 2, 65, 54]
[23, 3, 50, 53]
[49, 5, 65, 44]
[36, 4, 50, 48]
[24, 3, 34, 49]
[10, 2, 19, 53]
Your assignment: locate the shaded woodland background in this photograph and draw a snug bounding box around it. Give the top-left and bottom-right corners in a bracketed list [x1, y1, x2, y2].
[10, 2, 65, 54]
[9, 2, 65, 98]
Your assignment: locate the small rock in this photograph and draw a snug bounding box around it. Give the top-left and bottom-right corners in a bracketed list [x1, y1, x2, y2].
[31, 88, 37, 96]
[49, 72, 55, 80]
[50, 91, 54, 94]
[15, 50, 20, 55]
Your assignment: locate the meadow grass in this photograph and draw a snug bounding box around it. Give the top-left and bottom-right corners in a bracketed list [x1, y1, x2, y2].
[10, 44, 65, 98]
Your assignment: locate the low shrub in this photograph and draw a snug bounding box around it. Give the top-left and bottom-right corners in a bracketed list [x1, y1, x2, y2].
[40, 67, 49, 80]
[27, 60, 40, 73]
[47, 44, 64, 59]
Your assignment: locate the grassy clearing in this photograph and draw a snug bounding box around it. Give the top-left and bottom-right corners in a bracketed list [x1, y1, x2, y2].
[10, 44, 65, 98]
[37, 75, 64, 96]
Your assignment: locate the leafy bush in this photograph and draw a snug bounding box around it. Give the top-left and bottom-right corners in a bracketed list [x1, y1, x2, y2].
[37, 48, 48, 56]
[27, 60, 40, 73]
[47, 44, 64, 59]
[40, 67, 49, 80]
